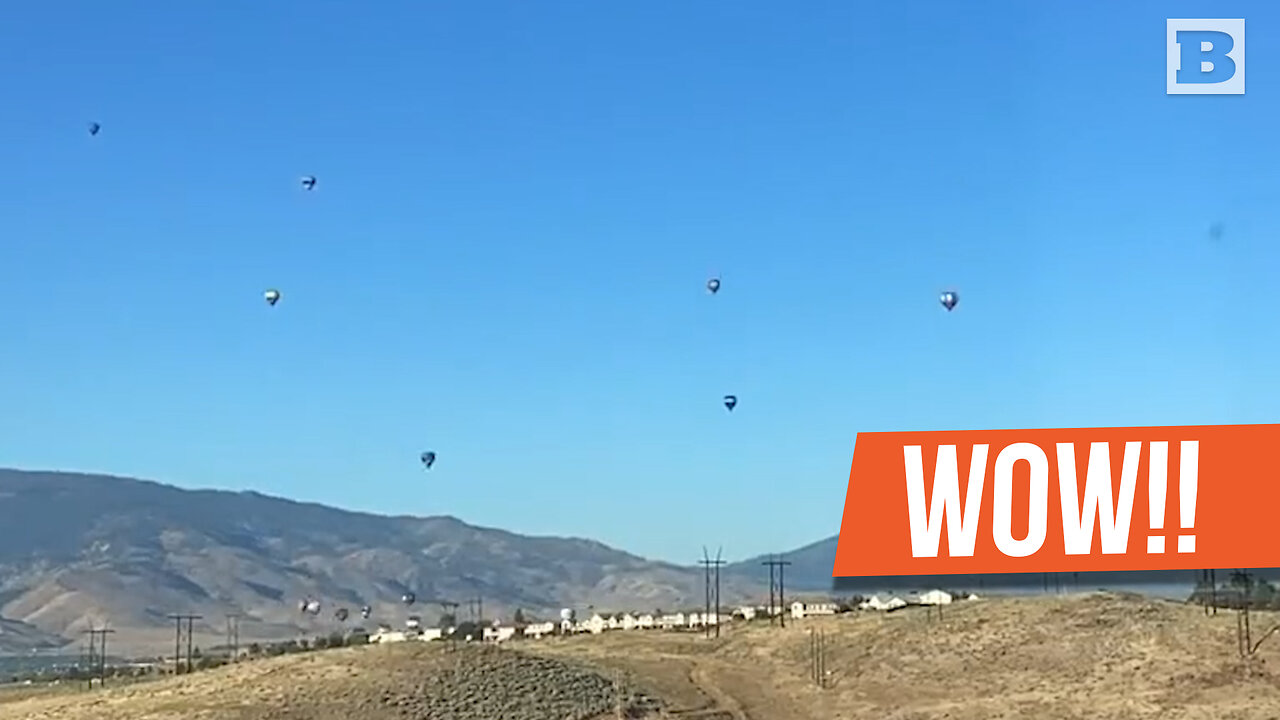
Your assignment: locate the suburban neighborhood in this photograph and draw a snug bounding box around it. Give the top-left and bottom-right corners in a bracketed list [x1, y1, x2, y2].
[366, 589, 979, 645]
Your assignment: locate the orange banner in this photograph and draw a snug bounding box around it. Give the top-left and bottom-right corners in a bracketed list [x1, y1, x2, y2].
[832, 424, 1280, 577]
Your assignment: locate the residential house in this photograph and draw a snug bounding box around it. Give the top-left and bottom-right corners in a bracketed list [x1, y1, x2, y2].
[637, 613, 656, 629]
[919, 589, 953, 606]
[370, 630, 408, 644]
[523, 621, 556, 639]
[482, 626, 517, 643]
[584, 613, 610, 634]
[859, 595, 907, 612]
[620, 613, 639, 630]
[791, 601, 839, 620]
[733, 606, 757, 621]
[659, 612, 685, 629]
[417, 628, 444, 642]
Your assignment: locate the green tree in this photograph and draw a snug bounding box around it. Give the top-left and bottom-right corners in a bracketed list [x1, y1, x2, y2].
[513, 608, 527, 625]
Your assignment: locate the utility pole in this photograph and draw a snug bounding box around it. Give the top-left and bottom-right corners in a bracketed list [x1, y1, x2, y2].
[82, 625, 98, 690]
[168, 614, 201, 674]
[225, 614, 241, 662]
[701, 547, 711, 638]
[712, 547, 724, 639]
[763, 556, 777, 627]
[439, 600, 460, 652]
[762, 556, 792, 628]
[83, 625, 114, 689]
[1233, 569, 1254, 657]
[698, 547, 725, 638]
[98, 626, 114, 687]
[187, 615, 199, 672]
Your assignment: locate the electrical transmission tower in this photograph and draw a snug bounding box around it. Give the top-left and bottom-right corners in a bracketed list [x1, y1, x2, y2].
[699, 546, 726, 638]
[439, 600, 460, 651]
[82, 624, 114, 689]
[225, 613, 242, 662]
[168, 614, 202, 675]
[762, 555, 793, 627]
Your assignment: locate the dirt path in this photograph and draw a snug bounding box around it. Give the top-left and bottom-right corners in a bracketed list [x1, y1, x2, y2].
[687, 661, 752, 720]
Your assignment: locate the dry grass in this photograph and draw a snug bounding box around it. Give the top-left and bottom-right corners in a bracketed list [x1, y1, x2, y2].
[528, 592, 1280, 720]
[3, 593, 1280, 719]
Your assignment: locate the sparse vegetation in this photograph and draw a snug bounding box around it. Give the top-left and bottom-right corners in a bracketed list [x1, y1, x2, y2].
[1, 593, 1278, 719]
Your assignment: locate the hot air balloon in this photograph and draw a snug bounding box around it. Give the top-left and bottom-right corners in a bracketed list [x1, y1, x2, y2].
[420, 451, 436, 470]
[560, 608, 575, 622]
[335, 608, 349, 622]
[402, 592, 416, 606]
[88, 122, 100, 136]
[360, 605, 372, 619]
[707, 277, 721, 294]
[940, 291, 958, 312]
[301, 175, 317, 190]
[305, 599, 321, 615]
[264, 289, 281, 306]
[723, 395, 737, 412]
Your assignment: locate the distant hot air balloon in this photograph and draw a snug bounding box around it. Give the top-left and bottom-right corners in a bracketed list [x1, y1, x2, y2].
[88, 122, 100, 136]
[402, 592, 416, 606]
[706, 277, 721, 294]
[939, 291, 958, 312]
[264, 289, 281, 306]
[560, 608, 575, 622]
[360, 605, 372, 619]
[723, 395, 737, 412]
[301, 175, 317, 190]
[335, 608, 349, 622]
[420, 451, 436, 470]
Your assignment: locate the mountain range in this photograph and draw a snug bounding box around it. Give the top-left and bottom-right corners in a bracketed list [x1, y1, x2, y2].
[0, 469, 839, 655]
[0, 468, 1236, 656]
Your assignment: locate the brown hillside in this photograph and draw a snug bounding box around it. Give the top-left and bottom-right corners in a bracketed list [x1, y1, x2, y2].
[4, 593, 1280, 719]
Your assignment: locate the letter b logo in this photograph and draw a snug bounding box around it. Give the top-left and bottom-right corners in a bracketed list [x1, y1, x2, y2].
[1167, 19, 1245, 94]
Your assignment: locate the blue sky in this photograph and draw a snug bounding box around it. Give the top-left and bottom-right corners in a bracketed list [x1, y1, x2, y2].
[0, 1, 1276, 564]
